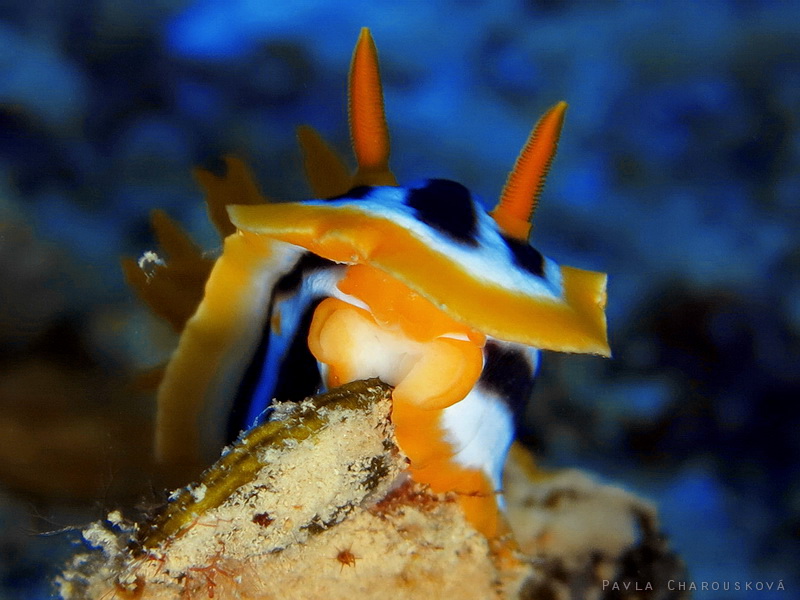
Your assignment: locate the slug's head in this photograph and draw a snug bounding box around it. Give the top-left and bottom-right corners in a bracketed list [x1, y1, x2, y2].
[228, 29, 609, 356]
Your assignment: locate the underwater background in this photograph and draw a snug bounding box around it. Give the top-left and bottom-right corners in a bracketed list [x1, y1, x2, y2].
[0, 1, 797, 598]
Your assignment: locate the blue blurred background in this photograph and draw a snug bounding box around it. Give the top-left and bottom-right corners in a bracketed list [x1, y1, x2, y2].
[0, 1, 798, 598]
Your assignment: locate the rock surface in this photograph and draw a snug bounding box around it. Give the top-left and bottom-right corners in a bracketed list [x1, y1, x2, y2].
[57, 380, 683, 599]
[58, 380, 531, 599]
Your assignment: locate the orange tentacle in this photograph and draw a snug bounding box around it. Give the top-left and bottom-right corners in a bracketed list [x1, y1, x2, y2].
[121, 211, 213, 332]
[296, 125, 353, 199]
[349, 28, 396, 186]
[194, 156, 268, 238]
[491, 101, 567, 241]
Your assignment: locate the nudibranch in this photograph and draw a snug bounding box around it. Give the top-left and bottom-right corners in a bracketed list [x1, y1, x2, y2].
[125, 28, 609, 539]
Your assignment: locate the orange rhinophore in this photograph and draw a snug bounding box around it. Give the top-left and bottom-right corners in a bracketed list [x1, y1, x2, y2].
[492, 101, 567, 241]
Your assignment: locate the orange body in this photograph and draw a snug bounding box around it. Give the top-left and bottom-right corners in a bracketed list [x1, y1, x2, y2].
[308, 264, 502, 535]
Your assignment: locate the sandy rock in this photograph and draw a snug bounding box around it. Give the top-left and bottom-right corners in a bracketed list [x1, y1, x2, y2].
[58, 380, 531, 599]
[57, 380, 684, 599]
